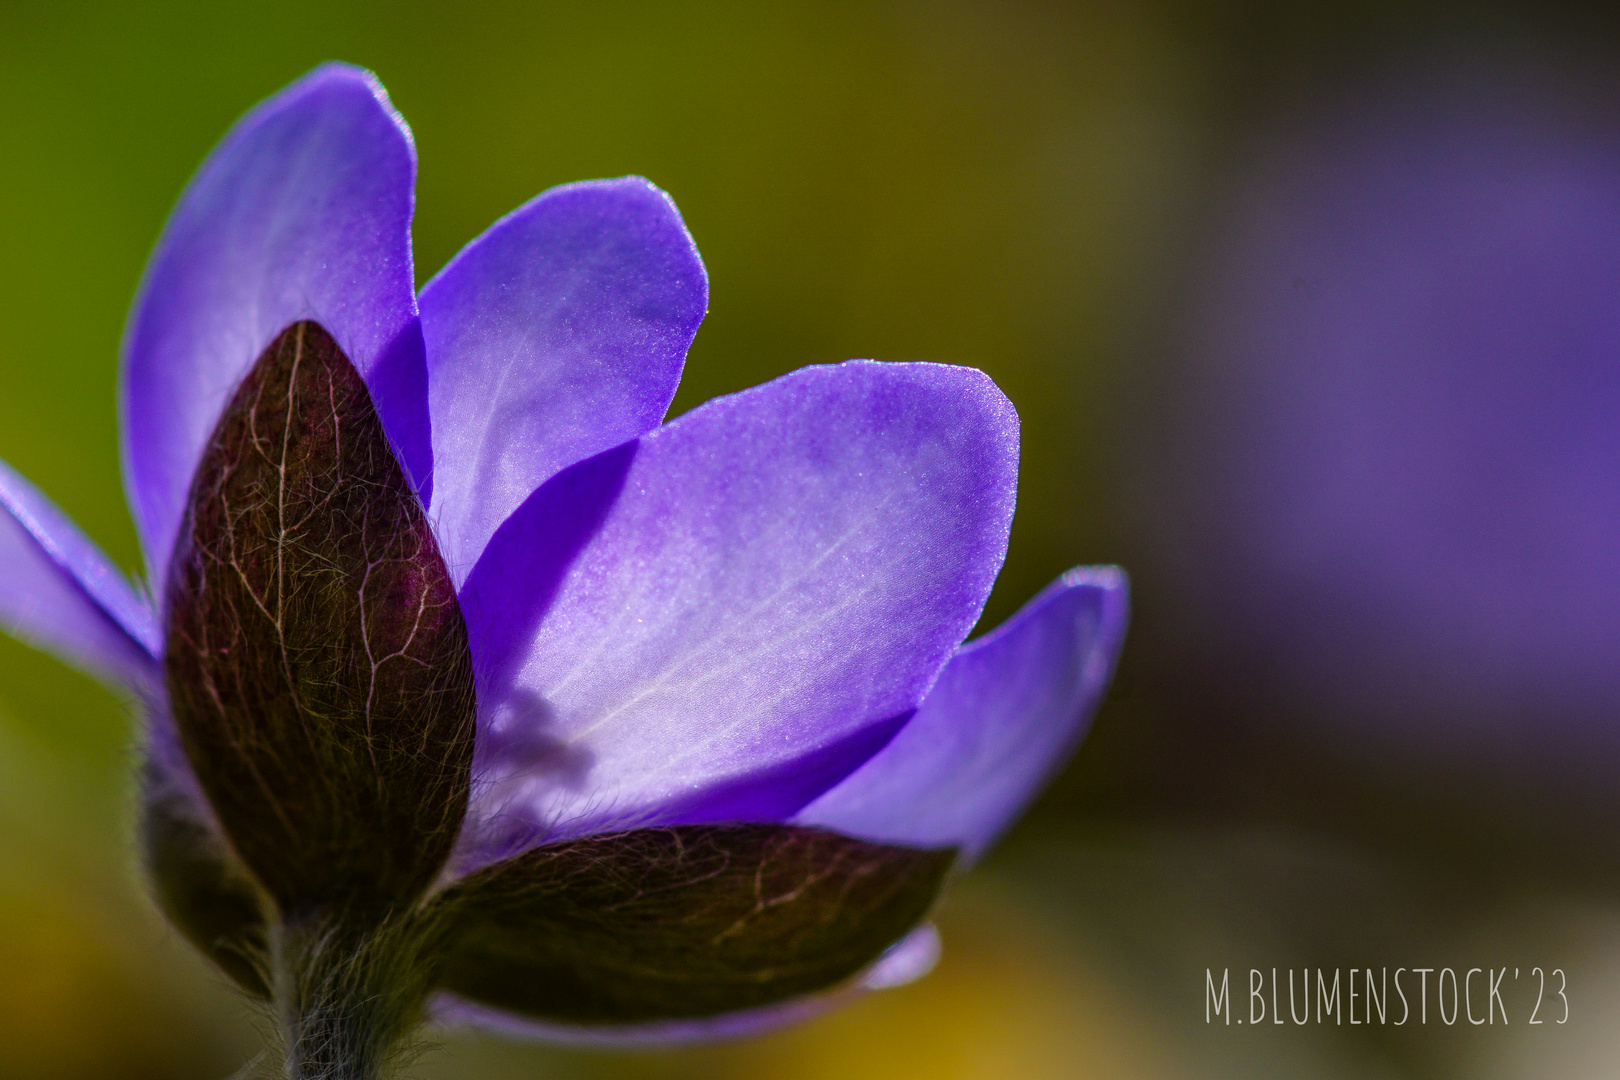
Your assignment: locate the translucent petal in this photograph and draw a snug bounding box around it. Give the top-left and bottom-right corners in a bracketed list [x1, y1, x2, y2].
[421, 177, 705, 583]
[457, 361, 1018, 859]
[121, 63, 425, 587]
[799, 566, 1128, 862]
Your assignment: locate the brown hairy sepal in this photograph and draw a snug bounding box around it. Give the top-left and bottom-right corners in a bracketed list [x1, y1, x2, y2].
[161, 321, 476, 1077]
[164, 320, 477, 922]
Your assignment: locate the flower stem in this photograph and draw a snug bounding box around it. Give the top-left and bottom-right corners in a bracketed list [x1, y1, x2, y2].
[272, 914, 434, 1080]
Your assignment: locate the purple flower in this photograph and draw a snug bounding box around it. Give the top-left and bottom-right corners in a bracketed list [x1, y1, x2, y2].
[1158, 61, 1620, 790]
[0, 63, 1126, 1068]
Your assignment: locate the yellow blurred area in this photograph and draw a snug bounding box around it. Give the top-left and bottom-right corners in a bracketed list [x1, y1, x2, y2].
[0, 705, 259, 1080]
[721, 887, 1173, 1080]
[0, 886, 175, 1077]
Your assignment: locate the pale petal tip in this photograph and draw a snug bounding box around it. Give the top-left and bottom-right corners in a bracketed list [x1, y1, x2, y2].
[861, 923, 943, 990]
[1061, 563, 1128, 593]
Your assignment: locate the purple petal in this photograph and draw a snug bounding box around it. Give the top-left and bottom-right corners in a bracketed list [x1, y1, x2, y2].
[457, 361, 1018, 858]
[798, 566, 1128, 862]
[431, 990, 836, 1048]
[140, 690, 219, 866]
[427, 990, 829, 1049]
[142, 692, 202, 797]
[428, 924, 938, 1047]
[0, 458, 160, 693]
[421, 177, 706, 583]
[121, 63, 426, 588]
[859, 922, 944, 989]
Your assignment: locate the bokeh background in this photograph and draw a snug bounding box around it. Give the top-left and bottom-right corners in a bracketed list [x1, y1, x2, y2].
[7, 0, 1620, 1076]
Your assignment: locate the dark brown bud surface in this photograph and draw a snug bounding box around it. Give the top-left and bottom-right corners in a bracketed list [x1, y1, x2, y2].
[427, 824, 955, 1024]
[164, 320, 476, 921]
[139, 758, 271, 998]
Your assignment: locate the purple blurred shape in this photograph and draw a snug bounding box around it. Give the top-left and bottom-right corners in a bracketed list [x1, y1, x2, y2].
[1168, 63, 1620, 773]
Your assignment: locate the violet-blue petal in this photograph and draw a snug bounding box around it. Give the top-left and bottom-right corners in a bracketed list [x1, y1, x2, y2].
[798, 566, 1128, 862]
[420, 177, 706, 583]
[0, 458, 160, 694]
[429, 925, 939, 1046]
[120, 62, 425, 586]
[457, 361, 1018, 857]
[142, 692, 204, 799]
[431, 991, 833, 1048]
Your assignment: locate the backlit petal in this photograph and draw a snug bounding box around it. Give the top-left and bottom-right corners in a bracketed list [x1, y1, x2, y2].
[457, 361, 1018, 860]
[798, 566, 1128, 862]
[121, 63, 425, 587]
[0, 457, 159, 693]
[421, 177, 705, 583]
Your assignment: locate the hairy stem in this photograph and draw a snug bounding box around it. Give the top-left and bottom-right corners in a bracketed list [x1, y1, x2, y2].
[273, 914, 435, 1080]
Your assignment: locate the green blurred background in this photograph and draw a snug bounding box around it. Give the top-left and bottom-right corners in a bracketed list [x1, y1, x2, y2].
[7, 1, 1620, 1077]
